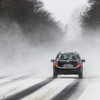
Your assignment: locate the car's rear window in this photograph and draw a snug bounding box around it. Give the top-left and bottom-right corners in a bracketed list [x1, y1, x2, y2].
[58, 53, 78, 60]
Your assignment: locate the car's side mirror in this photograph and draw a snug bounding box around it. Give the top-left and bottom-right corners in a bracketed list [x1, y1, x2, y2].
[51, 59, 55, 62]
[81, 59, 85, 62]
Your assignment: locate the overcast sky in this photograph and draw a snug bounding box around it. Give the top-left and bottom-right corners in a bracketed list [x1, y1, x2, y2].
[41, 0, 89, 25]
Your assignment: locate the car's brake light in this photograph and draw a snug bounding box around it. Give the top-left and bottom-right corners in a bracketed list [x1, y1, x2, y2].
[54, 61, 58, 67]
[77, 61, 81, 67]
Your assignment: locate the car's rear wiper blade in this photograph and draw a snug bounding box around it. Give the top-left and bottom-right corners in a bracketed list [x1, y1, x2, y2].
[60, 58, 69, 60]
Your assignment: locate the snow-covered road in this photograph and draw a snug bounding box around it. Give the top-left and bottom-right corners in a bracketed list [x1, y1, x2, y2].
[0, 75, 100, 100]
[78, 77, 100, 100]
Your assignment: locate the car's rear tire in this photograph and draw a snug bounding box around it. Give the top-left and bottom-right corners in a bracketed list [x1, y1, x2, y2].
[79, 72, 83, 78]
[53, 71, 58, 78]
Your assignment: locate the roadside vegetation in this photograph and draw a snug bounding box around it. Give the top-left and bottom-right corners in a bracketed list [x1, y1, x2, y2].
[0, 0, 64, 68]
[0, 0, 64, 46]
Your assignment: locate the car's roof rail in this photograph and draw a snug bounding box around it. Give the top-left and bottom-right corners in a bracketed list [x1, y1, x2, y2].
[58, 51, 61, 54]
[75, 51, 77, 54]
[75, 51, 79, 55]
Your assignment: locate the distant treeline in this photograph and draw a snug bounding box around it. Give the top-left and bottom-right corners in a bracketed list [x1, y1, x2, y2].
[82, 0, 100, 30]
[0, 0, 64, 45]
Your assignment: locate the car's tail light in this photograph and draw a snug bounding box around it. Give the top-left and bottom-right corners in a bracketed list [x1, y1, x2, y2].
[54, 61, 58, 67]
[77, 61, 81, 67]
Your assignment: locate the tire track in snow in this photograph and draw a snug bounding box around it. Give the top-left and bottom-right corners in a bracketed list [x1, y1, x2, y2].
[51, 79, 82, 100]
[0, 76, 28, 87]
[0, 76, 49, 99]
[22, 77, 76, 100]
[1, 77, 53, 100]
[0, 77, 6, 79]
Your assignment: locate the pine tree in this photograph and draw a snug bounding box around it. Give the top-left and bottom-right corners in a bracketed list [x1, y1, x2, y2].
[82, 0, 100, 29]
[0, 0, 43, 23]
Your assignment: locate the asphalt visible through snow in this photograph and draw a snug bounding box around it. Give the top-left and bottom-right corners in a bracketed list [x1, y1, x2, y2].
[51, 80, 80, 100]
[1, 77, 53, 100]
[1, 75, 99, 100]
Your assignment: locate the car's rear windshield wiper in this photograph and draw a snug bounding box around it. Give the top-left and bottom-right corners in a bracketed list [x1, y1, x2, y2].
[60, 58, 69, 60]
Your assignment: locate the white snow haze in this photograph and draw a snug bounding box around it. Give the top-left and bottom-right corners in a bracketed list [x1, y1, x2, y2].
[41, 0, 88, 25]
[41, 0, 100, 78]
[0, 0, 100, 79]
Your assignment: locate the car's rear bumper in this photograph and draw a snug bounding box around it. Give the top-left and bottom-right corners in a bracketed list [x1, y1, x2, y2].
[55, 66, 82, 74]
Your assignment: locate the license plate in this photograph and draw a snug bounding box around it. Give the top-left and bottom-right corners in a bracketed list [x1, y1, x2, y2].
[63, 64, 73, 67]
